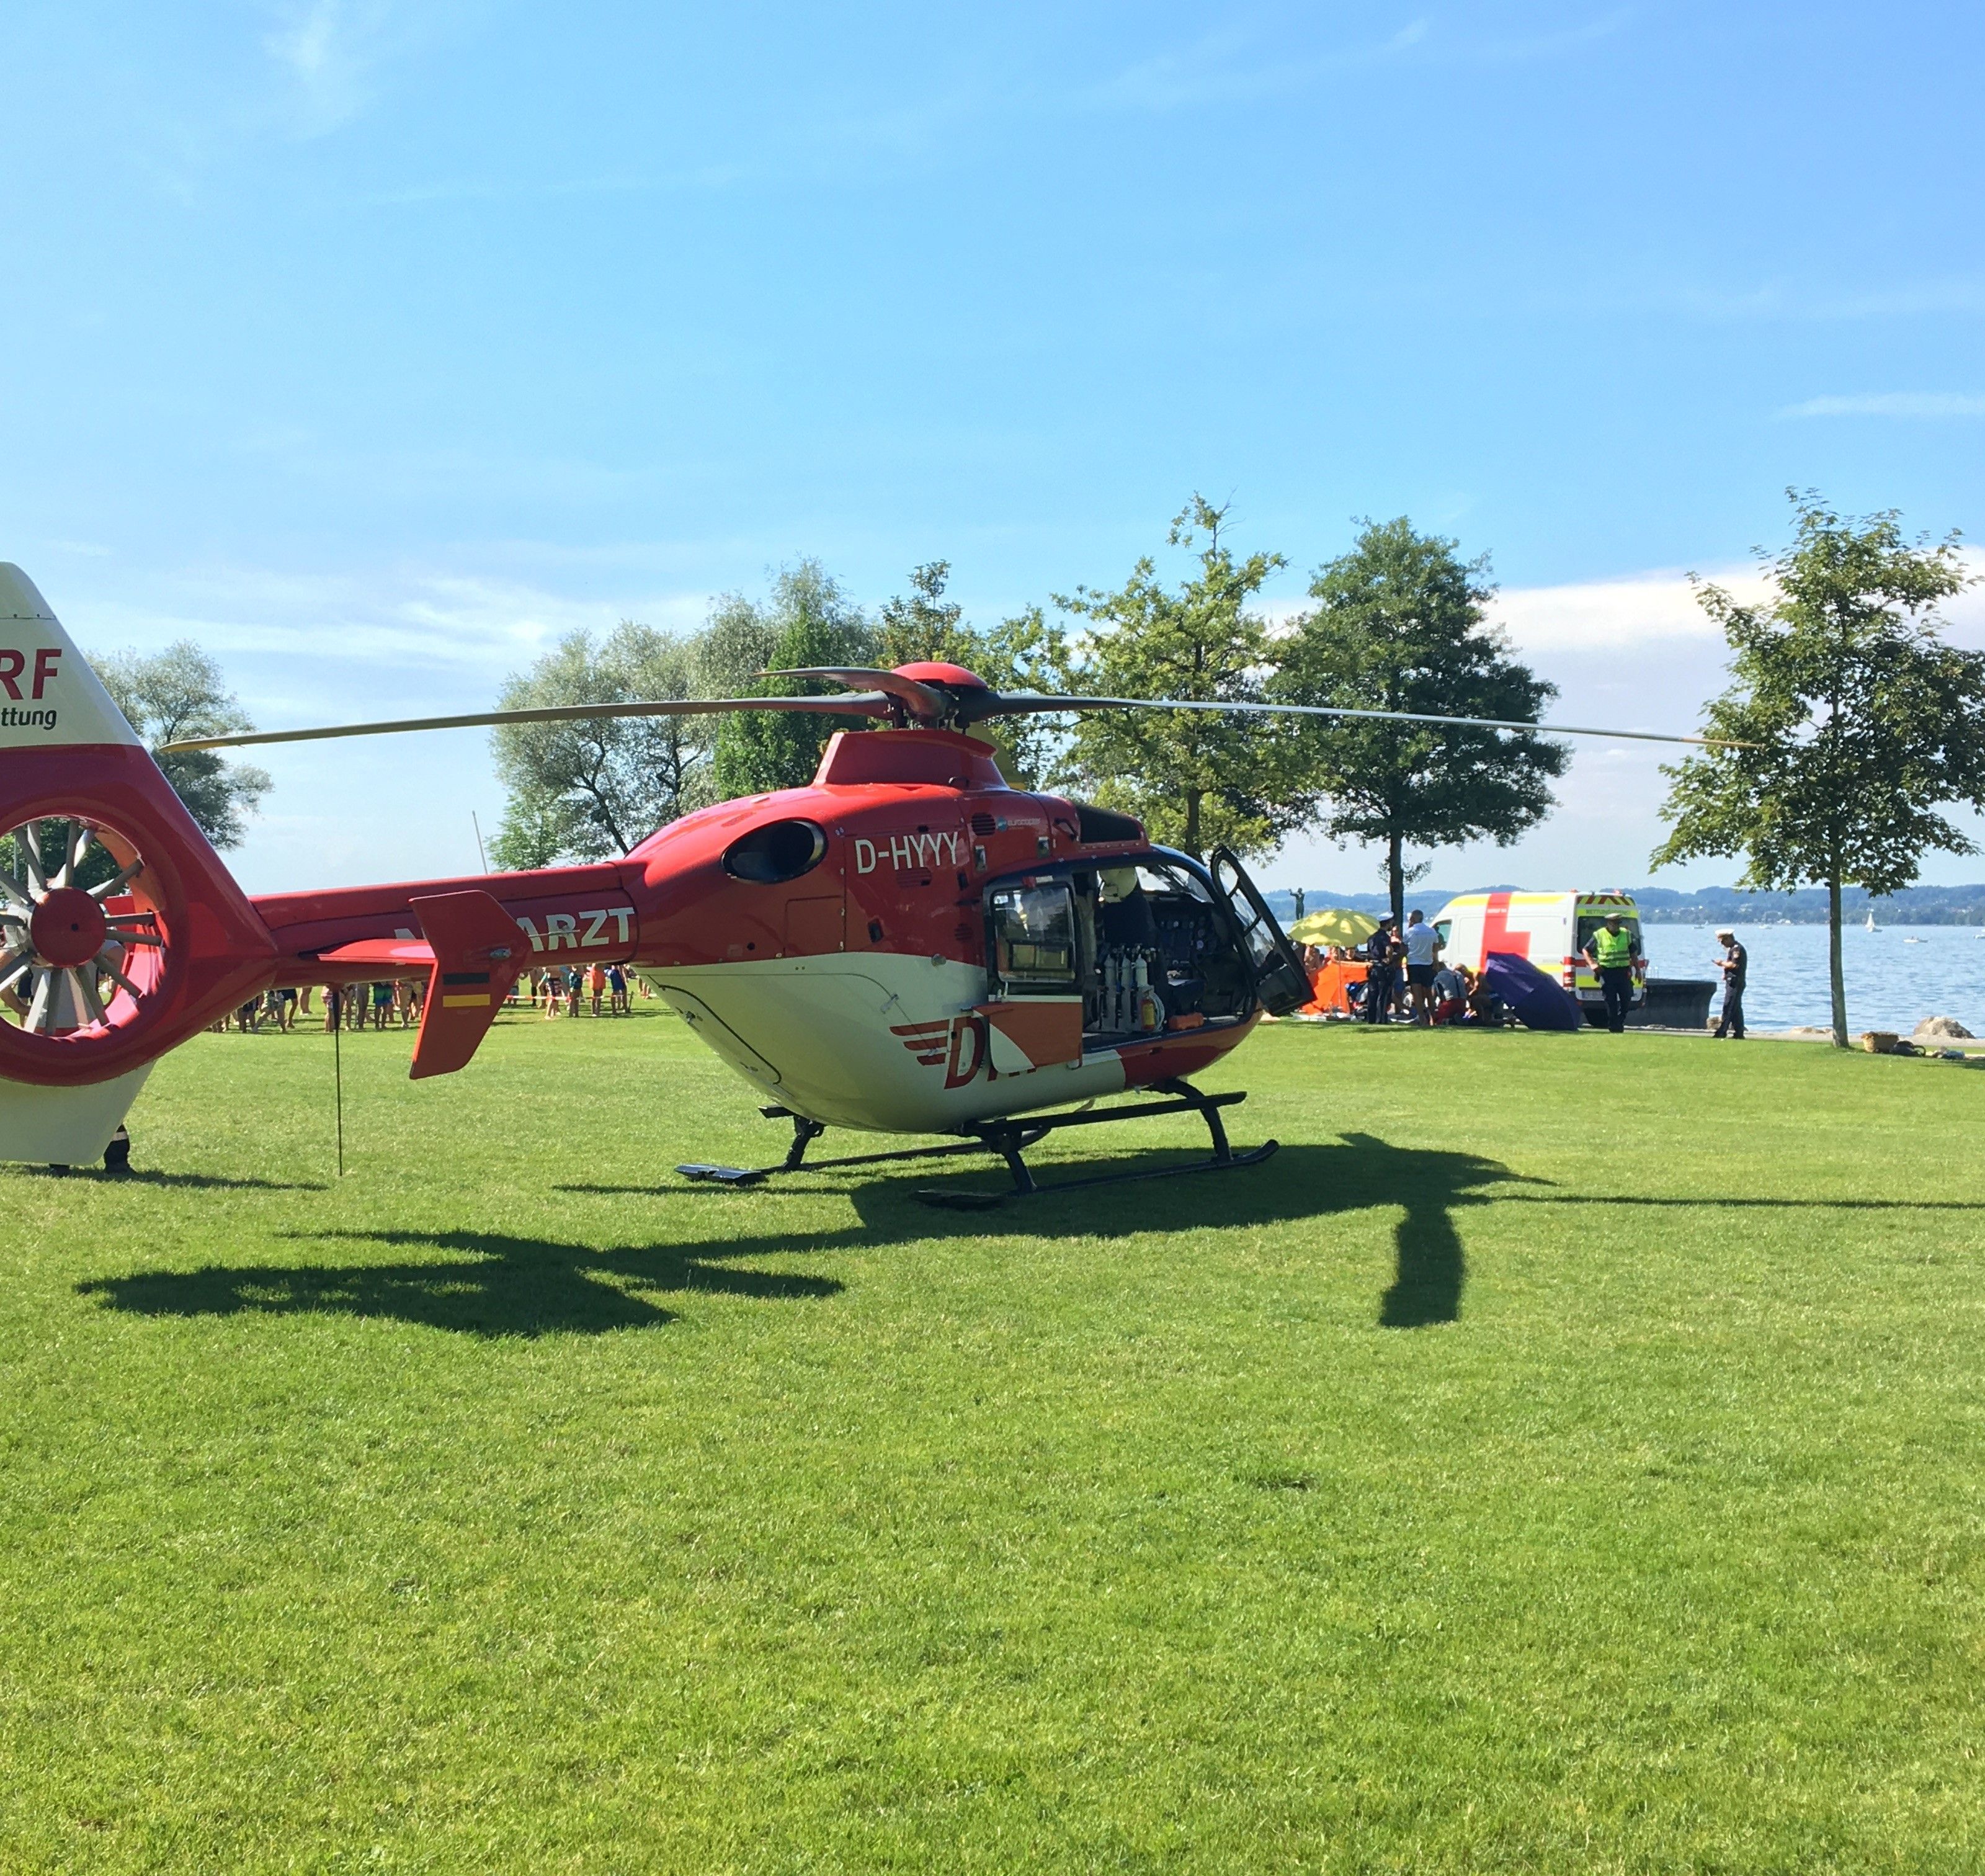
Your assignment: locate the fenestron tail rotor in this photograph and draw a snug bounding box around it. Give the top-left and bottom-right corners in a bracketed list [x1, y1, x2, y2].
[1, 816, 161, 1038]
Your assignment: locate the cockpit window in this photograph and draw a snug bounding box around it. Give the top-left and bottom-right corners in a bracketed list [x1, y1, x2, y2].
[990, 882, 1077, 991]
[723, 819, 827, 883]
[1136, 862, 1214, 904]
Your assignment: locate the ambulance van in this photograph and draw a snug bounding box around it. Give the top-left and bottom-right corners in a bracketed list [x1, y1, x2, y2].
[1432, 890, 1646, 1024]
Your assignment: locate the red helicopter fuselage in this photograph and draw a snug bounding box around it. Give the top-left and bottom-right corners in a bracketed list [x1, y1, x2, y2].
[0, 569, 1301, 1164]
[249, 726, 1288, 1132]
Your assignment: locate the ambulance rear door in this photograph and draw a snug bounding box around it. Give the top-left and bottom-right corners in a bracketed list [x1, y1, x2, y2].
[1572, 898, 1646, 1005]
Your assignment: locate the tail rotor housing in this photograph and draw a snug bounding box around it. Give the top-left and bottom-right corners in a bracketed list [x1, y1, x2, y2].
[0, 566, 277, 1096]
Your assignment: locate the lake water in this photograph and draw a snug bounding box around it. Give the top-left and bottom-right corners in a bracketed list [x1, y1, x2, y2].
[1638, 922, 1985, 1035]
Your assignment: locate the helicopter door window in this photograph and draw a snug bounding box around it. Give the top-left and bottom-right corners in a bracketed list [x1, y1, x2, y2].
[989, 882, 1078, 995]
[1209, 847, 1313, 1017]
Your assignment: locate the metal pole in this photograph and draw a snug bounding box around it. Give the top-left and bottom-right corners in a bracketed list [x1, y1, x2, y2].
[472, 811, 489, 873]
[333, 993, 345, 1178]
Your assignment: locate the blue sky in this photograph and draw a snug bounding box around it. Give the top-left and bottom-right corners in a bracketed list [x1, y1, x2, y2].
[6, 1, 1984, 894]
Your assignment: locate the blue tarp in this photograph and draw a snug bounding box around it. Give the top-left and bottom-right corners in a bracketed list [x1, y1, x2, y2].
[1483, 950, 1584, 1032]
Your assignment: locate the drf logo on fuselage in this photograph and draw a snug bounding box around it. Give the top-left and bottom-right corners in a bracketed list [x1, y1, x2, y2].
[513, 908, 634, 952]
[892, 1014, 986, 1089]
[855, 831, 963, 875]
[0, 648, 61, 731]
[0, 649, 60, 700]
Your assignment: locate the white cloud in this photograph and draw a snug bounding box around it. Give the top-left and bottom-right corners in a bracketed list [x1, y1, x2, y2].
[261, 0, 408, 138]
[1252, 568, 1757, 651]
[1777, 393, 1985, 420]
[1491, 551, 1985, 652]
[72, 564, 711, 695]
[1488, 568, 1763, 651]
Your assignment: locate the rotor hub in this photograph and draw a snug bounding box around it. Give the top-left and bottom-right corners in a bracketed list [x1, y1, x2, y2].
[30, 888, 107, 968]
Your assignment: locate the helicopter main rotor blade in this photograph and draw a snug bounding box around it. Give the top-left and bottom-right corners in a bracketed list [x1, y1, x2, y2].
[758, 667, 950, 721]
[158, 677, 1745, 756]
[160, 692, 899, 754]
[966, 693, 1747, 748]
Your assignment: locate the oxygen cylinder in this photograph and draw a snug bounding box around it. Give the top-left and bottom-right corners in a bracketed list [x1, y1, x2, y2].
[1134, 955, 1162, 1032]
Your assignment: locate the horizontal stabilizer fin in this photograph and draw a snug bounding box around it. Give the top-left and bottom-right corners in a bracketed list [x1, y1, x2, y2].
[317, 937, 435, 970]
[407, 891, 528, 1081]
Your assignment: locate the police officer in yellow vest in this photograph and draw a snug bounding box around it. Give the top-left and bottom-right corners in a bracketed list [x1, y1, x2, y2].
[1582, 911, 1643, 1034]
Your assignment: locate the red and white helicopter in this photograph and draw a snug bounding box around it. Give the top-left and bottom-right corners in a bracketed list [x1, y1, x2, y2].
[0, 561, 1723, 1200]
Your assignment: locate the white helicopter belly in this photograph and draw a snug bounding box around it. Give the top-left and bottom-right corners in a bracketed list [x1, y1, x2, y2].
[639, 955, 1130, 1133]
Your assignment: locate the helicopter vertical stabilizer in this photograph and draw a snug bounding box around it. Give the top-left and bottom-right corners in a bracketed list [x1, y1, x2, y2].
[0, 567, 279, 1127]
[0, 564, 144, 751]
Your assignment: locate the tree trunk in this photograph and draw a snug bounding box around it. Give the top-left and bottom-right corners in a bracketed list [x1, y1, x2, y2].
[1388, 828, 1404, 929]
[1184, 790, 1203, 860]
[1827, 873, 1848, 1047]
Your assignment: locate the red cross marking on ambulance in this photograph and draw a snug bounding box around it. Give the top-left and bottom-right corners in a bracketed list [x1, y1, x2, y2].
[1480, 891, 1521, 961]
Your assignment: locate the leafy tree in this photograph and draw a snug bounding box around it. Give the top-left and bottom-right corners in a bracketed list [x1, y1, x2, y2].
[486, 790, 586, 873]
[875, 561, 970, 666]
[693, 592, 782, 707]
[1051, 496, 1311, 859]
[94, 641, 272, 849]
[1272, 517, 1566, 925]
[1651, 493, 1985, 1047]
[709, 561, 873, 798]
[489, 621, 705, 862]
[876, 563, 1065, 787]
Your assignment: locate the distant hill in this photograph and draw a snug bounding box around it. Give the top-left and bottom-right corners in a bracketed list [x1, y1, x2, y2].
[1265, 884, 1985, 926]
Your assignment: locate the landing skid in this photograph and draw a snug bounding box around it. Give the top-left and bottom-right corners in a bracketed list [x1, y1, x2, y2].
[676, 1079, 1278, 1208]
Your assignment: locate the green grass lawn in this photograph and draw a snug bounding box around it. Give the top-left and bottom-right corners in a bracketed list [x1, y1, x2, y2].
[4, 1009, 1983, 1872]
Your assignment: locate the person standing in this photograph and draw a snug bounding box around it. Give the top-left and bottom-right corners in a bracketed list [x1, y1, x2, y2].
[1362, 918, 1399, 1024]
[1712, 927, 1747, 1039]
[1401, 909, 1442, 1025]
[1582, 911, 1643, 1034]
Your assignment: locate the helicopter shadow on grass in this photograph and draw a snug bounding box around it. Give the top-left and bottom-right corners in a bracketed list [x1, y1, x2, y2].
[76, 1225, 847, 1339]
[7, 1167, 329, 1192]
[76, 1138, 1518, 1338]
[571, 1131, 1522, 1330]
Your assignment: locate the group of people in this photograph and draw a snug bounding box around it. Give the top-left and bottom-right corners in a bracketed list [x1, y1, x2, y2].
[212, 963, 648, 1034]
[214, 980, 426, 1032]
[529, 963, 635, 1019]
[1300, 909, 1504, 1027]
